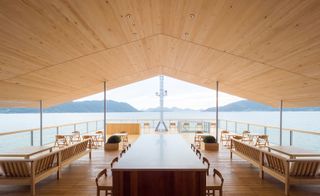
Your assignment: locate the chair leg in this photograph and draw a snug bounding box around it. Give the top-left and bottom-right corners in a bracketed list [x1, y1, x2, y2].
[97, 189, 100, 196]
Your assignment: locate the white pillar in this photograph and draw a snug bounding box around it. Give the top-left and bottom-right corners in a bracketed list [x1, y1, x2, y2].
[104, 81, 107, 144]
[280, 100, 283, 146]
[215, 81, 219, 141]
[40, 100, 43, 146]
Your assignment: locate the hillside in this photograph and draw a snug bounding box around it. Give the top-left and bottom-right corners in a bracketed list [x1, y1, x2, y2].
[205, 100, 320, 111]
[0, 100, 138, 113]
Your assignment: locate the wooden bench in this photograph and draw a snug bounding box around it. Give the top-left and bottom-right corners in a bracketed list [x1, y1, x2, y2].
[230, 138, 320, 195]
[262, 151, 320, 195]
[230, 138, 263, 173]
[0, 139, 92, 195]
[0, 151, 59, 195]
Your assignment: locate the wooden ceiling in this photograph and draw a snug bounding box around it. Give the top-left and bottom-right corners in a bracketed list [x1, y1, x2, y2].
[0, 0, 320, 108]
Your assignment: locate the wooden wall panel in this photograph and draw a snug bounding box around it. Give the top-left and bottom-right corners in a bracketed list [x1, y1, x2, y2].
[107, 123, 140, 135]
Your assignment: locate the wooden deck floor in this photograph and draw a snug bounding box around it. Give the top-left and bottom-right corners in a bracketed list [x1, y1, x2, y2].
[1, 134, 319, 196]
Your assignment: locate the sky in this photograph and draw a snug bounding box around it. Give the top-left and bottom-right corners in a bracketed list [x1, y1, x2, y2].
[76, 76, 244, 110]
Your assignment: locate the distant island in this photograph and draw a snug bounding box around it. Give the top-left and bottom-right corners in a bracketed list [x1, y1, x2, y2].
[205, 100, 320, 112]
[0, 100, 319, 113]
[0, 100, 138, 113]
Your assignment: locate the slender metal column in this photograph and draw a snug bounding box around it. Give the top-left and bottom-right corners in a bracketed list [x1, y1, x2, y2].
[280, 100, 283, 146]
[104, 81, 107, 144]
[40, 100, 43, 146]
[215, 81, 219, 141]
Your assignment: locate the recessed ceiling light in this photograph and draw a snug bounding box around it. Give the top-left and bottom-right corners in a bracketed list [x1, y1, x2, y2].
[126, 14, 131, 19]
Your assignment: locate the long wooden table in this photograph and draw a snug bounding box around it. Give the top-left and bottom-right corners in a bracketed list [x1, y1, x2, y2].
[112, 134, 207, 196]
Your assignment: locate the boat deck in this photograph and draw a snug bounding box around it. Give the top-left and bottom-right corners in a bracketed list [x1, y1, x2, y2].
[0, 134, 319, 196]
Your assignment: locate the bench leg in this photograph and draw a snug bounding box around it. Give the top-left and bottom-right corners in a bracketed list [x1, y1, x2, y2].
[31, 183, 35, 196]
[230, 151, 233, 159]
[285, 182, 290, 195]
[259, 170, 264, 179]
[57, 169, 61, 180]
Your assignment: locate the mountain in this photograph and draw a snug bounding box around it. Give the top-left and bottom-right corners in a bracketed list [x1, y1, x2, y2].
[0, 100, 138, 113]
[205, 100, 320, 111]
[144, 107, 197, 112]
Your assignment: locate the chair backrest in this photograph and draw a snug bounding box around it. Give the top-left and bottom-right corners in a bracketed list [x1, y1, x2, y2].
[196, 149, 201, 159]
[191, 144, 196, 151]
[0, 161, 31, 177]
[72, 131, 80, 135]
[111, 157, 119, 168]
[95, 168, 107, 187]
[34, 153, 56, 175]
[202, 157, 210, 175]
[256, 135, 269, 147]
[263, 151, 287, 175]
[96, 130, 103, 135]
[120, 149, 126, 157]
[289, 160, 320, 177]
[213, 168, 224, 186]
[56, 135, 65, 140]
[82, 135, 91, 140]
[196, 123, 203, 130]
[242, 130, 250, 137]
[220, 130, 229, 138]
[233, 135, 243, 140]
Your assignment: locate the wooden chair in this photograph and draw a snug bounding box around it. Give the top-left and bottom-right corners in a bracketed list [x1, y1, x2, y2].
[203, 157, 210, 175]
[206, 168, 224, 196]
[54, 135, 68, 148]
[194, 133, 202, 149]
[111, 157, 119, 168]
[83, 135, 97, 149]
[196, 122, 204, 132]
[255, 135, 269, 147]
[182, 122, 190, 132]
[191, 144, 196, 152]
[96, 130, 104, 146]
[220, 130, 230, 146]
[71, 131, 81, 143]
[241, 130, 253, 144]
[95, 168, 112, 196]
[196, 149, 202, 159]
[126, 143, 132, 151]
[169, 121, 176, 129]
[120, 149, 126, 158]
[121, 132, 129, 149]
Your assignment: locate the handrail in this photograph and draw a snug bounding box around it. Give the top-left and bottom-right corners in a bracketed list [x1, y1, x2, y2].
[220, 119, 320, 135]
[0, 118, 319, 137]
[0, 119, 103, 136]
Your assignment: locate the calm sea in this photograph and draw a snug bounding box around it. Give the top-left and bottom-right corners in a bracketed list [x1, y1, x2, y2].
[0, 112, 319, 151]
[0, 111, 319, 133]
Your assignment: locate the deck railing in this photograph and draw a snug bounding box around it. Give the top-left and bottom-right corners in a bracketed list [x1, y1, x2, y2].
[0, 118, 319, 150]
[218, 119, 320, 150]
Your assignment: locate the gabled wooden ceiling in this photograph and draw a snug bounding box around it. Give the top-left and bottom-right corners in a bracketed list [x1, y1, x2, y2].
[0, 0, 320, 108]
